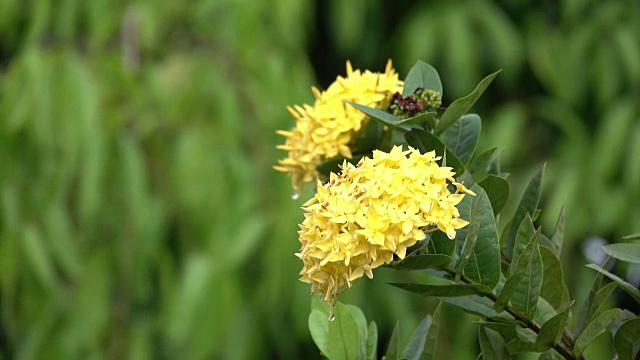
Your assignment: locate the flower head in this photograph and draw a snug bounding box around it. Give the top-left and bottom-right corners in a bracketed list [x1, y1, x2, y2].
[297, 146, 474, 308]
[274, 60, 403, 196]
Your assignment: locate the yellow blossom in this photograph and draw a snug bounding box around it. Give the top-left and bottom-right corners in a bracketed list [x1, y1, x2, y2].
[297, 146, 474, 309]
[274, 60, 403, 196]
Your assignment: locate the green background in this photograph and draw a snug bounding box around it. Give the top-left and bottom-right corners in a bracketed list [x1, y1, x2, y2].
[0, 0, 638, 359]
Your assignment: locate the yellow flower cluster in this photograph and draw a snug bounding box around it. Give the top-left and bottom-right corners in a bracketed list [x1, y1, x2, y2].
[297, 146, 475, 308]
[274, 61, 403, 197]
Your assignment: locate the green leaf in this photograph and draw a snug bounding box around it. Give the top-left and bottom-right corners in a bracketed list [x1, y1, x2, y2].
[346, 304, 368, 358]
[404, 129, 467, 175]
[435, 70, 501, 135]
[401, 314, 432, 360]
[455, 194, 483, 278]
[366, 321, 378, 360]
[347, 101, 412, 131]
[386, 321, 400, 360]
[586, 264, 640, 304]
[478, 175, 509, 216]
[402, 61, 443, 97]
[550, 201, 566, 256]
[622, 233, 640, 240]
[478, 327, 510, 360]
[476, 321, 520, 339]
[356, 119, 384, 153]
[328, 302, 361, 360]
[510, 244, 542, 318]
[614, 317, 640, 360]
[573, 308, 622, 356]
[316, 155, 364, 176]
[495, 228, 541, 312]
[602, 243, 640, 264]
[427, 231, 455, 257]
[511, 215, 535, 270]
[390, 283, 490, 298]
[539, 246, 570, 311]
[535, 302, 573, 351]
[468, 147, 498, 179]
[395, 112, 437, 130]
[461, 189, 501, 289]
[309, 309, 331, 358]
[506, 164, 545, 260]
[574, 257, 614, 339]
[440, 114, 481, 164]
[440, 295, 513, 322]
[389, 254, 452, 270]
[422, 302, 441, 360]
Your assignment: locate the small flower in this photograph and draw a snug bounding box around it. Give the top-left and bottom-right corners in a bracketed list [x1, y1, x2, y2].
[274, 60, 404, 196]
[388, 88, 442, 119]
[297, 146, 474, 308]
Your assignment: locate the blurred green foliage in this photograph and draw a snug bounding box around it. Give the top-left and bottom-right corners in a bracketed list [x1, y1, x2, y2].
[0, 0, 638, 359]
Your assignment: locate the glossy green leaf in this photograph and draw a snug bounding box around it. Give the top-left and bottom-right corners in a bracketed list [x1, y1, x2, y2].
[478, 327, 509, 360]
[613, 317, 640, 360]
[404, 129, 466, 175]
[346, 304, 368, 358]
[535, 302, 573, 351]
[495, 228, 541, 312]
[386, 321, 400, 360]
[422, 302, 441, 360]
[401, 314, 432, 360]
[506, 164, 545, 260]
[395, 112, 437, 129]
[347, 101, 411, 131]
[586, 264, 640, 304]
[461, 189, 501, 289]
[550, 201, 566, 256]
[573, 308, 622, 356]
[389, 254, 452, 270]
[435, 70, 501, 135]
[390, 283, 490, 297]
[366, 321, 378, 360]
[440, 114, 481, 164]
[510, 244, 542, 318]
[328, 302, 361, 360]
[427, 231, 455, 257]
[602, 243, 640, 264]
[309, 309, 331, 358]
[478, 175, 509, 216]
[468, 147, 498, 179]
[575, 257, 614, 339]
[539, 246, 570, 311]
[402, 61, 443, 97]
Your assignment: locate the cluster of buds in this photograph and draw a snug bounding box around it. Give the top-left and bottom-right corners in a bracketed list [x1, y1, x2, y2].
[388, 88, 442, 119]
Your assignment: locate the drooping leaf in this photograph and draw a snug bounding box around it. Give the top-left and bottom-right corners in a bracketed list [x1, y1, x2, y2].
[613, 317, 640, 360]
[573, 308, 622, 356]
[401, 314, 432, 360]
[478, 175, 509, 216]
[550, 201, 566, 256]
[461, 189, 501, 289]
[535, 301, 573, 352]
[478, 327, 510, 360]
[385, 321, 400, 360]
[435, 70, 501, 135]
[586, 264, 640, 304]
[309, 309, 331, 358]
[422, 302, 442, 360]
[328, 302, 361, 360]
[402, 61, 443, 97]
[347, 101, 412, 131]
[366, 321, 378, 360]
[389, 254, 452, 270]
[404, 129, 466, 175]
[440, 114, 481, 164]
[506, 164, 545, 260]
[495, 228, 541, 312]
[602, 243, 640, 264]
[390, 283, 490, 298]
[539, 246, 570, 311]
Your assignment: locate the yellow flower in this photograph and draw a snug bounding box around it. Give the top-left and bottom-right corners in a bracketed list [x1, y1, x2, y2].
[274, 60, 403, 197]
[297, 146, 474, 309]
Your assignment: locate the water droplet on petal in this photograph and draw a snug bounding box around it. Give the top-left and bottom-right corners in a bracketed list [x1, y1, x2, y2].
[292, 193, 300, 200]
[446, 233, 454, 240]
[329, 314, 336, 322]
